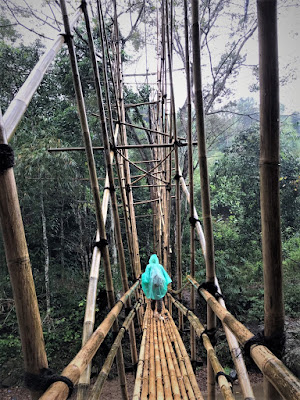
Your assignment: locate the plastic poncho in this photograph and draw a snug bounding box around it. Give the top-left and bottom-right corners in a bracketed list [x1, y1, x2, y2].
[141, 254, 172, 300]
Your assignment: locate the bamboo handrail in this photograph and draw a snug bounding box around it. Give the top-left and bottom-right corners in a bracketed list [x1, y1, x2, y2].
[88, 301, 141, 400]
[167, 294, 234, 400]
[3, 8, 82, 142]
[39, 281, 139, 400]
[188, 276, 300, 400]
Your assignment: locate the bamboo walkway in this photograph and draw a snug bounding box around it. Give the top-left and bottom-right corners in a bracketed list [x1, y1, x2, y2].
[133, 303, 204, 400]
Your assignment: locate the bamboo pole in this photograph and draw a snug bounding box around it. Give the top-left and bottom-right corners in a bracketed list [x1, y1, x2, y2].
[153, 312, 164, 399]
[133, 306, 150, 400]
[141, 309, 150, 399]
[0, 110, 48, 400]
[188, 276, 300, 400]
[191, 2, 216, 397]
[183, 0, 196, 363]
[149, 311, 156, 400]
[40, 282, 139, 400]
[167, 294, 234, 400]
[81, 0, 137, 367]
[157, 312, 172, 398]
[48, 143, 179, 152]
[3, 9, 82, 142]
[59, 2, 128, 399]
[89, 302, 141, 400]
[257, 1, 284, 398]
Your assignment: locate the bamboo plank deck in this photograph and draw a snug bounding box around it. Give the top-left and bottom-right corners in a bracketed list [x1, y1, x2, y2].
[133, 304, 204, 400]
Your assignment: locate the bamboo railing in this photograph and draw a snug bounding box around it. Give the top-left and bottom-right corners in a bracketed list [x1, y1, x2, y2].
[188, 276, 300, 400]
[40, 281, 139, 400]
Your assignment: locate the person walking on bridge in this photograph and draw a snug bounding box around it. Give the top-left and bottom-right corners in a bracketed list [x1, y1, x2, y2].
[141, 254, 172, 321]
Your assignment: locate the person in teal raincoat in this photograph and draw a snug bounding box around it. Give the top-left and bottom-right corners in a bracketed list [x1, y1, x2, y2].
[141, 254, 172, 320]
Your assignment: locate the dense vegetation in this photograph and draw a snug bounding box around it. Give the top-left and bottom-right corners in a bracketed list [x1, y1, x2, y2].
[0, 12, 299, 385]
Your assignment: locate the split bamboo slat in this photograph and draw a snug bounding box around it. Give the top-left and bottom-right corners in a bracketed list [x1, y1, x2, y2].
[133, 306, 150, 399]
[167, 294, 234, 400]
[40, 281, 139, 400]
[3, 9, 82, 142]
[188, 276, 300, 400]
[89, 302, 141, 400]
[0, 111, 48, 400]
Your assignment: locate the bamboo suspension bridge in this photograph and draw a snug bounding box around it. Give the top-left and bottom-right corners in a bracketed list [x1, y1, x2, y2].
[0, 0, 299, 399]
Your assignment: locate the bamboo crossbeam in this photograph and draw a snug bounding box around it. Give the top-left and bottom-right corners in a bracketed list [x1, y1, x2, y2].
[167, 294, 234, 400]
[123, 100, 159, 108]
[117, 120, 171, 138]
[40, 281, 139, 400]
[187, 276, 300, 400]
[89, 302, 141, 400]
[4, 9, 82, 142]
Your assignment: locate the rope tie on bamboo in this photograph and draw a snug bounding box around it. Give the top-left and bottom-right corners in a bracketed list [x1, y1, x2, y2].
[166, 182, 172, 191]
[215, 371, 235, 388]
[173, 173, 182, 181]
[25, 368, 74, 398]
[60, 32, 74, 42]
[93, 238, 109, 250]
[189, 216, 200, 227]
[118, 298, 125, 310]
[198, 282, 223, 300]
[174, 140, 186, 147]
[125, 183, 131, 193]
[244, 329, 285, 359]
[200, 327, 218, 346]
[110, 142, 117, 153]
[0, 144, 14, 173]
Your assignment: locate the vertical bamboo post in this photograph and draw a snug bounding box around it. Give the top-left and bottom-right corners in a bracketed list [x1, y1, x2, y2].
[184, 0, 196, 363]
[191, 1, 216, 398]
[0, 110, 48, 400]
[165, 0, 183, 331]
[59, 2, 128, 399]
[257, 0, 284, 398]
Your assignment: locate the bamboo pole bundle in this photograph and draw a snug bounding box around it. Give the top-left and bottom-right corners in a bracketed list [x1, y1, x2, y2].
[191, 2, 216, 397]
[188, 276, 300, 400]
[133, 306, 150, 400]
[3, 9, 82, 141]
[81, 0, 137, 368]
[153, 313, 164, 399]
[166, 312, 204, 400]
[89, 302, 141, 400]
[257, 1, 284, 398]
[149, 312, 156, 399]
[164, 319, 188, 399]
[164, 318, 196, 400]
[157, 313, 172, 398]
[40, 281, 139, 400]
[167, 294, 234, 400]
[0, 111, 48, 400]
[161, 319, 181, 399]
[59, 2, 128, 399]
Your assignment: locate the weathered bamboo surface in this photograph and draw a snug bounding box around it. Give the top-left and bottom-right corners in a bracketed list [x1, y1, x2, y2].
[132, 302, 204, 399]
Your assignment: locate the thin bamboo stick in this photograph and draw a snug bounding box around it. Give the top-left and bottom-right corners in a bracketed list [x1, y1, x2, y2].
[133, 306, 150, 400]
[89, 302, 141, 400]
[40, 282, 139, 400]
[188, 276, 300, 400]
[0, 111, 48, 400]
[3, 9, 82, 141]
[257, 1, 284, 398]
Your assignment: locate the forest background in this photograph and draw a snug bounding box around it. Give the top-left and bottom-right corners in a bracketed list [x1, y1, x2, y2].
[0, 0, 299, 387]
